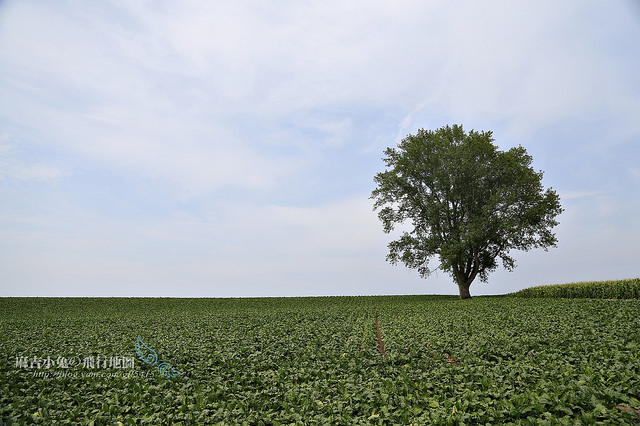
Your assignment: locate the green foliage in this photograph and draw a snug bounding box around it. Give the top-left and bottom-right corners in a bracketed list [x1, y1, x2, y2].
[371, 125, 563, 298]
[514, 278, 640, 299]
[1, 296, 639, 424]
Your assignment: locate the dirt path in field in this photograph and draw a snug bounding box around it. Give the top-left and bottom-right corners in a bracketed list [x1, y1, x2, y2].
[375, 316, 386, 357]
[616, 404, 640, 417]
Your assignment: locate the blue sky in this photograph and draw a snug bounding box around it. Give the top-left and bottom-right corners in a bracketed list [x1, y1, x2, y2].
[1, 0, 639, 297]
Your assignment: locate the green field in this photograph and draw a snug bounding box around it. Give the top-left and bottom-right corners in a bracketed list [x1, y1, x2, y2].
[513, 278, 640, 299]
[1, 296, 639, 424]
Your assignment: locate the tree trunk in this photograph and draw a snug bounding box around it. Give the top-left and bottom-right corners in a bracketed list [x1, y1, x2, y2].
[458, 282, 472, 300]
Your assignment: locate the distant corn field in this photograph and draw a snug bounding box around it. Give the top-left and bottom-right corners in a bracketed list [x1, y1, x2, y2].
[513, 278, 640, 299]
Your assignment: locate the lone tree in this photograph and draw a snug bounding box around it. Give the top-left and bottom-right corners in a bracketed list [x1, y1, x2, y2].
[371, 125, 563, 299]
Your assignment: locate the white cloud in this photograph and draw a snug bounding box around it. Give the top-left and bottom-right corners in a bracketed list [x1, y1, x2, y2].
[559, 190, 607, 201]
[0, 136, 70, 183]
[266, 197, 384, 254]
[5, 163, 69, 182]
[1, 0, 639, 296]
[4, 0, 635, 197]
[0, 195, 410, 296]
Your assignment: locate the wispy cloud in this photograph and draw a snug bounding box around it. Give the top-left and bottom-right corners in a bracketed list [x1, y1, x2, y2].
[0, 136, 70, 183]
[0, 0, 638, 296]
[559, 190, 607, 200]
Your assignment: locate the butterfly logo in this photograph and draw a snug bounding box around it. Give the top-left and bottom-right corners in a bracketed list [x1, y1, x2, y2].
[135, 336, 182, 378]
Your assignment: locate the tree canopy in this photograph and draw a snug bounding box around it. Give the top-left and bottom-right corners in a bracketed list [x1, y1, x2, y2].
[371, 125, 563, 299]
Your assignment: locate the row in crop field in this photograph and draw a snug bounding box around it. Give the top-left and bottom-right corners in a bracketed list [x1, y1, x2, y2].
[1, 296, 639, 424]
[513, 278, 640, 299]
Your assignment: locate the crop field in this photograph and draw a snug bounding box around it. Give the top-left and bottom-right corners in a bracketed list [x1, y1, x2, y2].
[514, 278, 640, 299]
[1, 296, 640, 424]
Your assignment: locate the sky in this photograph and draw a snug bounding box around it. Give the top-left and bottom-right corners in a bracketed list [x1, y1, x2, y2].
[1, 0, 639, 297]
